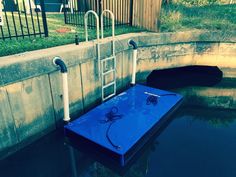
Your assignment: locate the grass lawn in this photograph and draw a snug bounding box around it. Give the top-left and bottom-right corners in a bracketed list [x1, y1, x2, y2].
[160, 3, 236, 32]
[1, 3, 236, 57]
[0, 13, 144, 57]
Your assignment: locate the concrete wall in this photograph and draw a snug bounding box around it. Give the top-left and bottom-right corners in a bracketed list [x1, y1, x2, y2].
[0, 30, 235, 159]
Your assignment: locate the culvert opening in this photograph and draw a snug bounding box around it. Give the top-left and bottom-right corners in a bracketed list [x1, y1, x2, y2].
[147, 65, 223, 90]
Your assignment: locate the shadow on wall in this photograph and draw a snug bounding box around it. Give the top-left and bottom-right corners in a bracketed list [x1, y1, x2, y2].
[146, 65, 223, 90]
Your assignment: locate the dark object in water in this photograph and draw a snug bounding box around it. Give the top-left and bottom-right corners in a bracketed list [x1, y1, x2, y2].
[147, 65, 223, 89]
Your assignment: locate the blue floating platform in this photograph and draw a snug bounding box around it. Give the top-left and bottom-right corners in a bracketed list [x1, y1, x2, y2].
[64, 84, 183, 166]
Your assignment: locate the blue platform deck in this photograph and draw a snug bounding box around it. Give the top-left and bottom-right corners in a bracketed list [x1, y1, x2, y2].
[64, 84, 183, 166]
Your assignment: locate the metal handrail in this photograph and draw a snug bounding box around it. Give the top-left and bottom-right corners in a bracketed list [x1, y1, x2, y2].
[84, 10, 101, 76]
[101, 9, 115, 56]
[84, 10, 100, 42]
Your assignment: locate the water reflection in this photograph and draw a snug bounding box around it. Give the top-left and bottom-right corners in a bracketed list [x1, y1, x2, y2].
[68, 141, 162, 177]
[67, 134, 159, 177]
[181, 107, 236, 127]
[1, 107, 236, 177]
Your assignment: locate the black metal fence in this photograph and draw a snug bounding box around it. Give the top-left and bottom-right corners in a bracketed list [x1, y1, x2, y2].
[63, 0, 133, 28]
[0, 0, 48, 40]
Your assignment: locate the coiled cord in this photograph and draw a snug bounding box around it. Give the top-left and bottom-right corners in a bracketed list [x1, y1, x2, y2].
[100, 107, 123, 149]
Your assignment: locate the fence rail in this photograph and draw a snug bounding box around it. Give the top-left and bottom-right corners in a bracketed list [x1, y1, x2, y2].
[0, 0, 48, 40]
[63, 0, 132, 28]
[63, 0, 162, 31]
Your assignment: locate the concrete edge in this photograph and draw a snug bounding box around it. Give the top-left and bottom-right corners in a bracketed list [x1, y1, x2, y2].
[0, 30, 235, 87]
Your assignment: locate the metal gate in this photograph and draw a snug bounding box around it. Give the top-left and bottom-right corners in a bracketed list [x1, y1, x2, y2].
[0, 0, 48, 40]
[63, 0, 133, 28]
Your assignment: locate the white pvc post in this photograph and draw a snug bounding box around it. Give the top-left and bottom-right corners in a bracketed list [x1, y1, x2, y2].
[131, 49, 137, 85]
[53, 57, 70, 123]
[62, 73, 70, 122]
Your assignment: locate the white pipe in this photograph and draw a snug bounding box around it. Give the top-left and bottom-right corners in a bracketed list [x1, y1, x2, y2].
[131, 49, 137, 85]
[53, 57, 70, 123]
[62, 73, 70, 122]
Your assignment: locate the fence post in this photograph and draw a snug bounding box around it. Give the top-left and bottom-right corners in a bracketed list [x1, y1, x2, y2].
[40, 0, 48, 37]
[99, 0, 102, 16]
[129, 0, 133, 26]
[63, 0, 67, 24]
[0, 0, 3, 26]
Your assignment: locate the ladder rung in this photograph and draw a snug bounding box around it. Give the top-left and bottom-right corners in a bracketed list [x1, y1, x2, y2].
[101, 56, 115, 63]
[103, 93, 116, 101]
[103, 81, 115, 89]
[102, 69, 115, 76]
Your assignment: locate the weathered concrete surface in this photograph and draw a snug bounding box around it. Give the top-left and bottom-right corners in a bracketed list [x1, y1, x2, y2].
[0, 30, 235, 87]
[121, 50, 133, 89]
[0, 30, 235, 159]
[193, 42, 236, 74]
[80, 60, 102, 111]
[0, 88, 18, 158]
[136, 43, 195, 81]
[0, 43, 97, 87]
[5, 75, 55, 142]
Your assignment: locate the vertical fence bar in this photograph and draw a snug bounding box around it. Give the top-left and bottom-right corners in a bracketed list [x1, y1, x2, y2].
[63, 0, 67, 24]
[68, 0, 71, 24]
[122, 0, 125, 26]
[0, 0, 3, 27]
[70, 0, 73, 23]
[126, 0, 129, 25]
[129, 0, 133, 26]
[62, 0, 134, 28]
[40, 0, 48, 37]
[68, 0, 70, 24]
[28, 0, 36, 37]
[16, 0, 25, 38]
[86, 0, 90, 27]
[23, 0, 30, 37]
[0, 26, 5, 40]
[85, 0, 88, 27]
[0, 0, 48, 40]
[121, 0, 123, 26]
[11, 11, 18, 39]
[106, 0, 110, 26]
[114, 0, 117, 26]
[91, 0, 94, 27]
[4, 10, 12, 39]
[74, 0, 78, 25]
[34, 0, 42, 37]
[72, 0, 75, 25]
[119, 0, 122, 26]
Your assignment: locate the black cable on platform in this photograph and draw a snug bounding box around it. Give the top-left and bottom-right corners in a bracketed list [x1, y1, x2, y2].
[100, 107, 123, 149]
[146, 93, 177, 105]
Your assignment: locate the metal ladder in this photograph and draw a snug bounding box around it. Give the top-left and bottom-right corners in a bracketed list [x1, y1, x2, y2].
[85, 10, 116, 102]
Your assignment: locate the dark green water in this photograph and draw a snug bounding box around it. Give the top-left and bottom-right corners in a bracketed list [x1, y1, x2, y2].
[0, 107, 236, 177]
